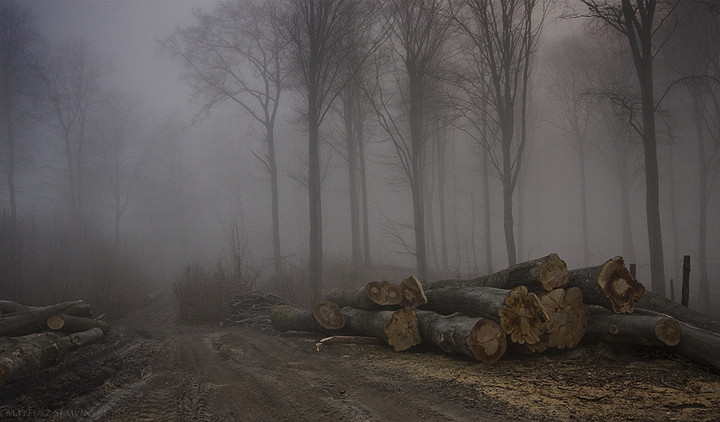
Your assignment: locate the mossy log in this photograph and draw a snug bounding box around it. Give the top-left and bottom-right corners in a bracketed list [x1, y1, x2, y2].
[583, 307, 681, 347]
[341, 307, 421, 351]
[637, 291, 720, 334]
[415, 310, 506, 363]
[423, 286, 548, 345]
[426, 253, 568, 292]
[46, 314, 110, 334]
[271, 302, 345, 333]
[566, 256, 645, 313]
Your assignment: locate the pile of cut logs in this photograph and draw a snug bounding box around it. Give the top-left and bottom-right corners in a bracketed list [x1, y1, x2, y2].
[271, 254, 720, 370]
[0, 300, 109, 386]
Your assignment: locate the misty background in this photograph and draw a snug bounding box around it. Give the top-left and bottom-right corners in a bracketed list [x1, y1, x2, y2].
[1, 0, 718, 319]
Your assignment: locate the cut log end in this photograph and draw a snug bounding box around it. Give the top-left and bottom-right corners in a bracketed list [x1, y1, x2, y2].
[598, 256, 645, 313]
[498, 286, 549, 345]
[541, 287, 589, 349]
[311, 301, 345, 330]
[400, 275, 427, 308]
[365, 281, 403, 306]
[539, 253, 569, 291]
[384, 307, 421, 352]
[466, 319, 507, 364]
[655, 316, 681, 347]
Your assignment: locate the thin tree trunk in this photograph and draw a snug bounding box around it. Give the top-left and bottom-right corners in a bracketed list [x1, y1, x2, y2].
[343, 91, 362, 284]
[617, 144, 636, 262]
[436, 127, 449, 273]
[691, 89, 711, 312]
[308, 106, 323, 300]
[268, 125, 283, 286]
[482, 145, 493, 274]
[358, 119, 371, 268]
[579, 143, 590, 266]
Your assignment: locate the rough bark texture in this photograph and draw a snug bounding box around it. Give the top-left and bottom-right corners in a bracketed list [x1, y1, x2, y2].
[270, 303, 344, 333]
[341, 307, 421, 352]
[426, 253, 568, 292]
[423, 286, 548, 345]
[583, 307, 681, 347]
[0, 300, 87, 336]
[311, 301, 346, 330]
[539, 287, 589, 349]
[566, 256, 645, 313]
[415, 310, 506, 364]
[637, 291, 720, 335]
[46, 314, 111, 334]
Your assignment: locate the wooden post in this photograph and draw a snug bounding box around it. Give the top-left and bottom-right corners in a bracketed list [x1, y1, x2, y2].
[629, 263, 636, 278]
[682, 255, 691, 308]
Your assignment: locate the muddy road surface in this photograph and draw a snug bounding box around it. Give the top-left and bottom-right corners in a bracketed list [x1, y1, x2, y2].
[2, 291, 719, 421]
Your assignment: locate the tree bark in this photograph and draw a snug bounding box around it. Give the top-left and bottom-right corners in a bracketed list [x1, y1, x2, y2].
[583, 306, 681, 347]
[415, 310, 506, 364]
[636, 291, 720, 335]
[673, 322, 720, 372]
[270, 302, 344, 333]
[341, 307, 421, 352]
[426, 253, 568, 292]
[539, 287, 589, 349]
[566, 256, 645, 313]
[423, 286, 548, 345]
[46, 314, 110, 334]
[325, 280, 403, 309]
[0, 300, 87, 336]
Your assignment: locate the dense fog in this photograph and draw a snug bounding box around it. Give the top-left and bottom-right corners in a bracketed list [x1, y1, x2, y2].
[1, 0, 718, 317]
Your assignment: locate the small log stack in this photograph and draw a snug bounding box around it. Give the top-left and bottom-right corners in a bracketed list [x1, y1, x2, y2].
[0, 299, 110, 386]
[269, 254, 720, 371]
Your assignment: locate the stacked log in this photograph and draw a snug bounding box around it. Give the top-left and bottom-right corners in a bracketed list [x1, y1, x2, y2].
[0, 299, 110, 386]
[268, 254, 720, 371]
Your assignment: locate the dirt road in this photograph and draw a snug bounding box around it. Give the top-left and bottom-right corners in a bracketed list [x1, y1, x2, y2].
[1, 291, 719, 421]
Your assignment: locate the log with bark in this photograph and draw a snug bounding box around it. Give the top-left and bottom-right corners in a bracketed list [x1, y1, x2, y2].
[325, 280, 403, 310]
[0, 300, 87, 336]
[423, 286, 549, 345]
[425, 253, 568, 292]
[583, 307, 681, 347]
[538, 287, 589, 350]
[637, 291, 720, 334]
[270, 301, 345, 333]
[673, 322, 720, 372]
[399, 275, 427, 308]
[341, 307, 421, 352]
[566, 256, 645, 313]
[415, 310, 507, 364]
[46, 314, 111, 334]
[0, 328, 105, 386]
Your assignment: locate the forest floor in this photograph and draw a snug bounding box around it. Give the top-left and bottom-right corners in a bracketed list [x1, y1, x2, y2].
[1, 290, 720, 421]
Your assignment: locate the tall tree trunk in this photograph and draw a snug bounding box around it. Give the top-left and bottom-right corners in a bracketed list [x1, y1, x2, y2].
[358, 115, 372, 268]
[691, 89, 711, 312]
[617, 143, 636, 263]
[308, 106, 323, 300]
[482, 130, 493, 274]
[409, 75, 427, 281]
[267, 124, 283, 287]
[665, 141, 680, 297]
[578, 142, 590, 266]
[425, 151, 440, 271]
[3, 95, 20, 296]
[436, 127, 449, 273]
[343, 91, 362, 284]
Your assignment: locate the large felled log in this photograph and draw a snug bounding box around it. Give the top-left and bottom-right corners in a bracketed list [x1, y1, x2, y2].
[415, 310, 506, 363]
[325, 280, 402, 310]
[0, 328, 105, 386]
[673, 322, 720, 371]
[426, 253, 568, 292]
[0, 300, 29, 314]
[0, 300, 87, 336]
[46, 314, 110, 334]
[271, 302, 345, 333]
[637, 291, 720, 335]
[583, 306, 681, 347]
[566, 256, 645, 313]
[423, 286, 548, 345]
[539, 287, 589, 350]
[341, 307, 421, 351]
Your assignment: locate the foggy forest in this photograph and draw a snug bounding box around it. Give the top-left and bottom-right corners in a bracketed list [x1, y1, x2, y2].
[1, 0, 719, 321]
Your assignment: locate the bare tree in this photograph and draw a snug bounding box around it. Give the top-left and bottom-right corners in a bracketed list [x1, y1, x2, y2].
[282, 0, 378, 299]
[0, 3, 44, 293]
[44, 40, 110, 241]
[160, 0, 287, 284]
[365, 0, 450, 281]
[450, 0, 548, 266]
[574, 0, 682, 296]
